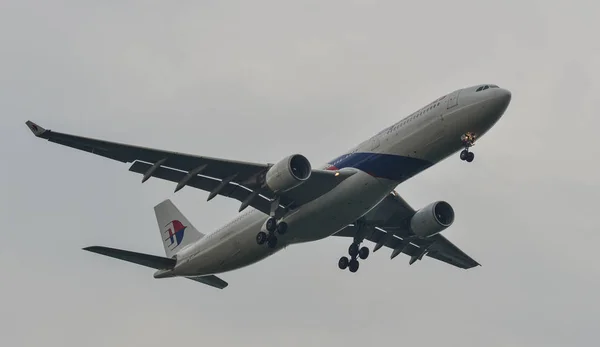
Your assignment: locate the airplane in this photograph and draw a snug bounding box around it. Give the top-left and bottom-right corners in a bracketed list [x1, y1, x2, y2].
[25, 83, 511, 289]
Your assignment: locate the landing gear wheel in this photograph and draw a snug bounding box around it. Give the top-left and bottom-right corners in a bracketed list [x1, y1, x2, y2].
[256, 232, 267, 245]
[267, 236, 278, 248]
[348, 243, 359, 258]
[466, 152, 475, 162]
[265, 218, 277, 232]
[358, 246, 370, 260]
[338, 256, 349, 270]
[276, 221, 288, 235]
[348, 259, 359, 273]
[460, 150, 469, 161]
[460, 132, 476, 162]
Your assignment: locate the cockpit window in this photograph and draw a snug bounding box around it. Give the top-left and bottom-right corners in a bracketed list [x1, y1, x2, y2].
[476, 84, 499, 92]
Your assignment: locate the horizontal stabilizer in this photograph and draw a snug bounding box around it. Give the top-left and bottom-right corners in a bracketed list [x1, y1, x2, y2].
[83, 246, 176, 270]
[186, 275, 229, 289]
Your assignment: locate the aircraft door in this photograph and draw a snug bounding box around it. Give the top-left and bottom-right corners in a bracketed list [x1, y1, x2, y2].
[446, 89, 461, 110]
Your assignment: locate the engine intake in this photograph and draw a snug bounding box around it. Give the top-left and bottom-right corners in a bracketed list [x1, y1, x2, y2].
[265, 154, 312, 193]
[410, 201, 454, 238]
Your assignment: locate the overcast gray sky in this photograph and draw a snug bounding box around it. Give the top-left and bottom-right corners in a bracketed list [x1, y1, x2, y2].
[1, 1, 599, 346]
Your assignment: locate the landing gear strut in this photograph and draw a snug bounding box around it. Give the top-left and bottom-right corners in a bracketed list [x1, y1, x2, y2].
[256, 217, 288, 249]
[460, 132, 476, 163]
[339, 242, 370, 273]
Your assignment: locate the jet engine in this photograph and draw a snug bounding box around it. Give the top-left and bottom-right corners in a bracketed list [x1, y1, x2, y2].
[264, 154, 312, 193]
[410, 201, 454, 238]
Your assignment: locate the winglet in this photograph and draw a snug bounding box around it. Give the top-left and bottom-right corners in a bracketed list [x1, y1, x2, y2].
[25, 121, 47, 137]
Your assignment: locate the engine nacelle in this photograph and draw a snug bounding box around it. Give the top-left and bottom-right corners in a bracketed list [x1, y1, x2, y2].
[410, 201, 455, 238]
[265, 154, 312, 193]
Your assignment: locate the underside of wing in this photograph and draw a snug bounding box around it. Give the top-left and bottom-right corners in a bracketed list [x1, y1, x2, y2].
[26, 121, 356, 217]
[128, 161, 356, 216]
[426, 234, 480, 268]
[334, 192, 480, 269]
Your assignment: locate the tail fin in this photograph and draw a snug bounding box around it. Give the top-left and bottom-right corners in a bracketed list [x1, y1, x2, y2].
[154, 199, 204, 258]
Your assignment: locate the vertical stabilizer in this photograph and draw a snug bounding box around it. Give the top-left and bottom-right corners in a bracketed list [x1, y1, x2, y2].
[154, 200, 204, 258]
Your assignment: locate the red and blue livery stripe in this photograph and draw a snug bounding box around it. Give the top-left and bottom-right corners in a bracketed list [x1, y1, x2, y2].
[326, 152, 432, 181]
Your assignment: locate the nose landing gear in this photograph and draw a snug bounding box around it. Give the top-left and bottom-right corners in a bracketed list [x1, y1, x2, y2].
[256, 217, 288, 249]
[460, 149, 474, 162]
[460, 132, 476, 162]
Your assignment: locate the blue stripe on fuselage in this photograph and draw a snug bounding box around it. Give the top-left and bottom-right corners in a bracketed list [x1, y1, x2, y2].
[327, 152, 432, 181]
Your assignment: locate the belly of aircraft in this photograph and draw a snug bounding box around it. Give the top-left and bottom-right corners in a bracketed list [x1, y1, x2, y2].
[174, 171, 392, 276]
[283, 171, 391, 243]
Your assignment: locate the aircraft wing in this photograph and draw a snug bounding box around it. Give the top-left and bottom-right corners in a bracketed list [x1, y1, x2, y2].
[334, 192, 480, 269]
[25, 121, 356, 216]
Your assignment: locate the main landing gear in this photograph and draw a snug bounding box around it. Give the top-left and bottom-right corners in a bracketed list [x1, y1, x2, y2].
[338, 242, 370, 273]
[460, 132, 476, 163]
[256, 217, 288, 249]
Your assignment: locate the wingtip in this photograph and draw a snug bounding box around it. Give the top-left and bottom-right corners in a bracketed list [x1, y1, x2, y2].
[82, 246, 103, 253]
[25, 120, 47, 137]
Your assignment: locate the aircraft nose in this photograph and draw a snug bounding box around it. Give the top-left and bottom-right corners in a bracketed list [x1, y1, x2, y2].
[490, 88, 511, 114]
[495, 88, 511, 106]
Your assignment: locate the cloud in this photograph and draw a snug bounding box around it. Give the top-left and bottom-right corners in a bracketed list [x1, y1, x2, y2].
[1, 1, 598, 346]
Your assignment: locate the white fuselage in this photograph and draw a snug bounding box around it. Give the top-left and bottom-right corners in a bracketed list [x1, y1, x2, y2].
[165, 84, 511, 277]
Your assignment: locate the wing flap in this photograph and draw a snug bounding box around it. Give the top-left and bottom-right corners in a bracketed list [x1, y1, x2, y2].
[335, 225, 428, 258]
[129, 161, 274, 215]
[129, 161, 357, 216]
[83, 246, 176, 270]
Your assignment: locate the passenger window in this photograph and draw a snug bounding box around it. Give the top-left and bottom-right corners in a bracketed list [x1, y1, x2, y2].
[476, 86, 483, 92]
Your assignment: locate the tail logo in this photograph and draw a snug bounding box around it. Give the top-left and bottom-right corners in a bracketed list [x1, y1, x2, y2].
[163, 220, 187, 250]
